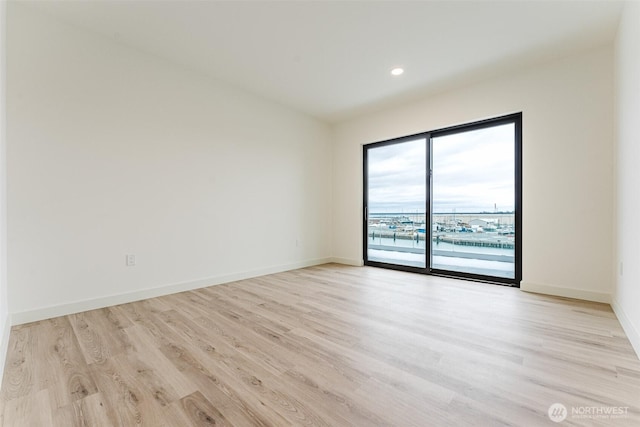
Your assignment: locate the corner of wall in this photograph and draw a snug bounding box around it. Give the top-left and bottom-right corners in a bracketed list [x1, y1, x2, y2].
[0, 0, 9, 387]
[329, 257, 364, 267]
[520, 281, 611, 304]
[612, 0, 640, 360]
[0, 312, 10, 386]
[612, 298, 640, 359]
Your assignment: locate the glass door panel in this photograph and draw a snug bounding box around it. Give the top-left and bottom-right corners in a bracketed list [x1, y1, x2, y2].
[365, 138, 427, 268]
[431, 123, 516, 279]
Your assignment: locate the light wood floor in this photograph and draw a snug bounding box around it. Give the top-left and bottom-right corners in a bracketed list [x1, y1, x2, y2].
[1, 264, 639, 426]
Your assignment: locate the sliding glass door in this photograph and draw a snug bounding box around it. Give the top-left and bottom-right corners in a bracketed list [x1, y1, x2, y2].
[431, 122, 517, 280]
[364, 137, 427, 269]
[363, 113, 522, 285]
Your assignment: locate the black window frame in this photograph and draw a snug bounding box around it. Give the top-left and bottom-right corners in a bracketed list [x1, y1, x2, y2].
[362, 112, 522, 286]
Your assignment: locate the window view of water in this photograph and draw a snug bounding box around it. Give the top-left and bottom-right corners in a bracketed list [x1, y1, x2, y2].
[431, 123, 515, 278]
[365, 117, 519, 281]
[366, 138, 427, 268]
[367, 212, 514, 278]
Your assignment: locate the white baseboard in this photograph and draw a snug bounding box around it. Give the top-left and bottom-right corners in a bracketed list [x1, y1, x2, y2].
[0, 312, 11, 387]
[520, 281, 611, 304]
[11, 257, 332, 325]
[329, 257, 364, 266]
[611, 298, 640, 360]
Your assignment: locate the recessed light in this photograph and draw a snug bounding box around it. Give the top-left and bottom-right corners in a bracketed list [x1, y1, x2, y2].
[391, 67, 404, 76]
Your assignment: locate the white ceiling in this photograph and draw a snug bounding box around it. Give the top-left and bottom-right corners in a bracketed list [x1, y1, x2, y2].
[21, 0, 624, 123]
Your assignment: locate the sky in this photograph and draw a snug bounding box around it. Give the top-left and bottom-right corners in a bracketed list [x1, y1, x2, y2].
[367, 123, 515, 213]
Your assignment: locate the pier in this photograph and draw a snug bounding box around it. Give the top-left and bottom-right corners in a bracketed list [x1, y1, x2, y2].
[433, 236, 514, 250]
[368, 231, 515, 250]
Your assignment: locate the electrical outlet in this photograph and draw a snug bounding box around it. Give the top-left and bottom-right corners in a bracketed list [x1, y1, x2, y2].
[126, 254, 136, 267]
[620, 261, 624, 276]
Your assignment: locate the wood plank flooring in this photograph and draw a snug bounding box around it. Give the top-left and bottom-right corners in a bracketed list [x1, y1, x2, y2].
[1, 264, 640, 426]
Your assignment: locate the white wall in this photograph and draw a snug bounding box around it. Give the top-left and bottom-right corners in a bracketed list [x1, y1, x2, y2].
[7, 4, 333, 323]
[0, 0, 10, 384]
[333, 46, 614, 302]
[613, 1, 640, 356]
